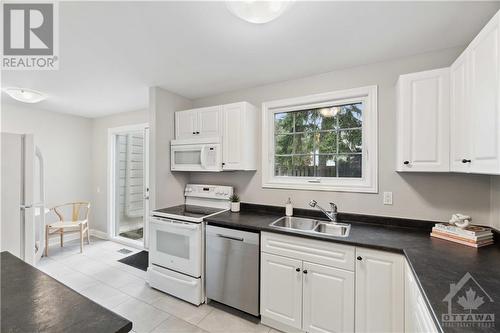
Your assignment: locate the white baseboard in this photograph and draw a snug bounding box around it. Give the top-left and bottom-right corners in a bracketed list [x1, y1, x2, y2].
[90, 229, 109, 239]
[47, 229, 108, 246]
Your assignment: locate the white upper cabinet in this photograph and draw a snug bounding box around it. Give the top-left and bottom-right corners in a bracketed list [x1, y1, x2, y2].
[396, 68, 450, 172]
[450, 52, 471, 172]
[468, 12, 500, 174]
[175, 106, 222, 139]
[197, 106, 222, 138]
[222, 102, 258, 170]
[175, 102, 257, 171]
[450, 10, 500, 174]
[355, 248, 404, 333]
[175, 110, 198, 139]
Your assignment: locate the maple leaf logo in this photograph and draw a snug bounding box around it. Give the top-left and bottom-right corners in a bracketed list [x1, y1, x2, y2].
[457, 288, 485, 313]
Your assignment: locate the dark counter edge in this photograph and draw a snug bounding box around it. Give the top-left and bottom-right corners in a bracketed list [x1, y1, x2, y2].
[205, 202, 500, 333]
[1, 251, 133, 333]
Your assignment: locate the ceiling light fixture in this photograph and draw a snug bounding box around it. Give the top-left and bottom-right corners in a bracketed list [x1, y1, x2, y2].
[3, 87, 47, 104]
[226, 1, 292, 24]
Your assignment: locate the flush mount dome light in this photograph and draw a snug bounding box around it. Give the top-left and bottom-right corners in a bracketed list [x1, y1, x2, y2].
[3, 87, 47, 103]
[226, 1, 291, 24]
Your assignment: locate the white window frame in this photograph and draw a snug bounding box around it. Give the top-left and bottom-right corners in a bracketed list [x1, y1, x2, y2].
[262, 86, 378, 193]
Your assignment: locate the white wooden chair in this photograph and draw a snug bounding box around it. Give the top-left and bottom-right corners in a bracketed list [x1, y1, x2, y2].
[45, 202, 90, 256]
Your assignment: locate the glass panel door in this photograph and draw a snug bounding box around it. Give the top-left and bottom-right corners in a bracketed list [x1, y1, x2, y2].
[113, 129, 147, 244]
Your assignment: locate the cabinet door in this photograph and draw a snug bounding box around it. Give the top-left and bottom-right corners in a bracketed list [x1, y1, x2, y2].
[222, 103, 244, 170]
[355, 248, 404, 333]
[405, 262, 439, 333]
[261, 253, 303, 329]
[396, 68, 450, 172]
[197, 106, 222, 138]
[450, 52, 471, 172]
[175, 110, 197, 139]
[303, 262, 354, 333]
[468, 13, 500, 174]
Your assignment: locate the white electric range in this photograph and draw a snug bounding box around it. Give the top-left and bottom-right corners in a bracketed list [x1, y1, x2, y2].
[147, 184, 233, 305]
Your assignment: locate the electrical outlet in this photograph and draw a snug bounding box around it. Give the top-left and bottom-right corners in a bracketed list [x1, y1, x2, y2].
[383, 191, 393, 205]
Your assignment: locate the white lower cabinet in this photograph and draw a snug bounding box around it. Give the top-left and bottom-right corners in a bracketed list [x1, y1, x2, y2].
[355, 248, 404, 333]
[302, 262, 355, 333]
[261, 252, 303, 330]
[405, 262, 439, 333]
[261, 232, 355, 333]
[261, 232, 438, 333]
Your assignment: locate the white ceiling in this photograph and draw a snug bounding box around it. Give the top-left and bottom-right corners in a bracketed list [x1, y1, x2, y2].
[2, 1, 499, 118]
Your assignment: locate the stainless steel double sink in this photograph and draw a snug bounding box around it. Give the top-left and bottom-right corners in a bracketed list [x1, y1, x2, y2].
[269, 216, 351, 238]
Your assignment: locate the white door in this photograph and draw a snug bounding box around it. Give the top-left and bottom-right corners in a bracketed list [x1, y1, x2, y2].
[109, 123, 149, 248]
[175, 110, 198, 139]
[468, 12, 500, 174]
[450, 52, 471, 172]
[302, 261, 354, 333]
[261, 252, 303, 330]
[397, 68, 450, 172]
[223, 103, 244, 170]
[355, 248, 404, 333]
[197, 106, 222, 138]
[143, 127, 150, 249]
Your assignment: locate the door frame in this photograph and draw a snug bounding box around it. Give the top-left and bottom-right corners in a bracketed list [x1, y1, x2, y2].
[107, 123, 149, 249]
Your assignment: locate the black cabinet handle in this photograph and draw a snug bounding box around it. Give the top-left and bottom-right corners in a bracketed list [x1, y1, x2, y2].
[196, 131, 200, 134]
[403, 161, 410, 165]
[303, 270, 308, 274]
[462, 159, 471, 163]
[192, 132, 196, 134]
[357, 256, 362, 261]
[296, 268, 300, 272]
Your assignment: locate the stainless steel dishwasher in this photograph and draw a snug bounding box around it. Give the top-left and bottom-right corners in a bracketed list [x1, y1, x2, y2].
[206, 225, 259, 316]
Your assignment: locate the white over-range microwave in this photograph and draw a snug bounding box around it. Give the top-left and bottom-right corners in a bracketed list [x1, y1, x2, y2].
[171, 137, 222, 172]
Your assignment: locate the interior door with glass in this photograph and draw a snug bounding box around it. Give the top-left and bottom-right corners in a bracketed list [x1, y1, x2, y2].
[113, 125, 149, 247]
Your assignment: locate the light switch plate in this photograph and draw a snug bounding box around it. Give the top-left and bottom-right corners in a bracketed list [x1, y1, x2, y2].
[383, 191, 393, 205]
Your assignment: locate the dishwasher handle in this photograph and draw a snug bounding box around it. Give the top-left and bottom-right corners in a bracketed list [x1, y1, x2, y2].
[216, 233, 244, 242]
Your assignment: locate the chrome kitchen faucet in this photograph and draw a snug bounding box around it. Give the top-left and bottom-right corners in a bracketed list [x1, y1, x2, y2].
[309, 200, 338, 223]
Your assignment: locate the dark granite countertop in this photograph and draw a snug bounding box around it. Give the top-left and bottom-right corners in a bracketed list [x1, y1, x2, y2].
[1, 251, 132, 333]
[205, 203, 500, 333]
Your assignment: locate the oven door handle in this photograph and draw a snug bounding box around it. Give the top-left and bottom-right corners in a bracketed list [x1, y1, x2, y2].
[151, 219, 198, 231]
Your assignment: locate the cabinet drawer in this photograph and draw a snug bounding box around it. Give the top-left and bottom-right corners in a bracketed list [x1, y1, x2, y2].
[261, 232, 355, 271]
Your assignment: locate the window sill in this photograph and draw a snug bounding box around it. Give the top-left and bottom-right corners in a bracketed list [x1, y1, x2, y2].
[262, 181, 378, 193]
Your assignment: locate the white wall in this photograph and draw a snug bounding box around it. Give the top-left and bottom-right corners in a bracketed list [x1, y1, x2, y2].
[90, 110, 148, 233]
[149, 87, 192, 210]
[1, 103, 93, 209]
[190, 47, 493, 224]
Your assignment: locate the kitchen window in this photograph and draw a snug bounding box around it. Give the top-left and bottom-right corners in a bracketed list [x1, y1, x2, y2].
[262, 86, 378, 193]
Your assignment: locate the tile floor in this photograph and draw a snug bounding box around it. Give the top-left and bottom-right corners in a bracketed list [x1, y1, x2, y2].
[38, 237, 278, 333]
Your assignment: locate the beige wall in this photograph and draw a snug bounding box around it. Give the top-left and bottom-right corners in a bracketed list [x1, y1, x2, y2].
[1, 103, 93, 209]
[90, 109, 148, 233]
[190, 47, 493, 224]
[149, 87, 192, 210]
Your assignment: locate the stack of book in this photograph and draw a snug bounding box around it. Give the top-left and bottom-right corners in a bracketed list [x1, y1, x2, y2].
[431, 223, 494, 248]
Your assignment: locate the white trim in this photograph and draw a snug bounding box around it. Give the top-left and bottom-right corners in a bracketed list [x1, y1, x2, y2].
[90, 229, 108, 240]
[110, 236, 145, 250]
[261, 86, 378, 193]
[107, 123, 149, 248]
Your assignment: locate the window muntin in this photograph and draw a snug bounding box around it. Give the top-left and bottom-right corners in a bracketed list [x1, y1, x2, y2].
[273, 103, 363, 178]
